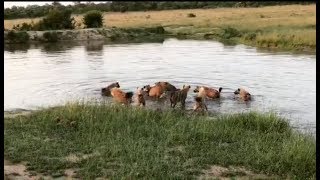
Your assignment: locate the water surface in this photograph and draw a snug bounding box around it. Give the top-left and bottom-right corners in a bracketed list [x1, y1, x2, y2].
[4, 39, 316, 135]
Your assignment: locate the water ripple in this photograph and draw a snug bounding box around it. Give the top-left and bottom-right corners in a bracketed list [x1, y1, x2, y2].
[4, 39, 316, 135]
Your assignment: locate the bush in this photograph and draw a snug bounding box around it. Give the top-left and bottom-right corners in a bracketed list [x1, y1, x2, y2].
[42, 31, 59, 42]
[244, 32, 257, 41]
[6, 31, 30, 43]
[12, 22, 33, 31]
[221, 27, 242, 39]
[35, 9, 75, 30]
[146, 26, 165, 34]
[187, 13, 196, 18]
[83, 10, 103, 28]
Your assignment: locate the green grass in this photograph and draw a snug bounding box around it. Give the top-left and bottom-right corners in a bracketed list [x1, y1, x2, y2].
[165, 25, 316, 53]
[4, 102, 315, 179]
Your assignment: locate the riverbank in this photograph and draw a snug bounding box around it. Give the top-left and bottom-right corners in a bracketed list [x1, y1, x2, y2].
[3, 4, 316, 53]
[4, 102, 315, 179]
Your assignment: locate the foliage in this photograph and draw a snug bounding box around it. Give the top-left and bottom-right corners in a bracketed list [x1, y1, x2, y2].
[42, 31, 59, 42]
[83, 10, 103, 28]
[221, 27, 242, 39]
[12, 22, 33, 31]
[34, 9, 75, 30]
[4, 2, 315, 20]
[6, 31, 30, 43]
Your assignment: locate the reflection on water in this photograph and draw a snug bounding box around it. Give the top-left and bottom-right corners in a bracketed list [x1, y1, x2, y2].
[4, 43, 31, 53]
[85, 41, 105, 51]
[4, 39, 316, 135]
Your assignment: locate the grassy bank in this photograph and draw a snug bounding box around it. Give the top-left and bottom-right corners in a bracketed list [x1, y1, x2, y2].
[4, 5, 316, 52]
[4, 102, 315, 179]
[4, 27, 166, 44]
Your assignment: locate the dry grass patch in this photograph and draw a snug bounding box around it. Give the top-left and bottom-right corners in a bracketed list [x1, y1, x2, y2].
[4, 5, 315, 30]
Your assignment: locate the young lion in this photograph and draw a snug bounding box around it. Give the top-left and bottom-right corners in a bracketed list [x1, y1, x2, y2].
[170, 85, 191, 108]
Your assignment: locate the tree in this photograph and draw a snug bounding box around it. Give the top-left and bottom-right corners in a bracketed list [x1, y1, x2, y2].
[83, 10, 103, 28]
[52, 1, 61, 6]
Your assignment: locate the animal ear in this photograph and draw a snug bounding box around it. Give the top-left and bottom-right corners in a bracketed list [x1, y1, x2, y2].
[183, 85, 185, 88]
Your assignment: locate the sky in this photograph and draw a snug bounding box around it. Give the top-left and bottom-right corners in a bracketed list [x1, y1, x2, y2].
[4, 1, 104, 8]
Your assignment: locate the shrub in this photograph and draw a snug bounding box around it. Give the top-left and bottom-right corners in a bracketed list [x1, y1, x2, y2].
[120, 6, 127, 13]
[221, 27, 242, 39]
[83, 10, 103, 28]
[42, 31, 59, 42]
[244, 32, 257, 41]
[12, 22, 33, 31]
[187, 13, 196, 18]
[6, 31, 30, 43]
[146, 26, 165, 34]
[35, 9, 75, 30]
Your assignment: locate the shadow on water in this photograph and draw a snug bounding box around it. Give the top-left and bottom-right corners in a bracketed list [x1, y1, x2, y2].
[41, 42, 81, 53]
[5, 38, 166, 53]
[85, 41, 104, 52]
[4, 43, 31, 53]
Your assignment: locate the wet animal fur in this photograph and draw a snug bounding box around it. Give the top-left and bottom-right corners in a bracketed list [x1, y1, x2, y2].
[143, 82, 177, 99]
[134, 87, 146, 107]
[110, 87, 134, 105]
[194, 86, 222, 99]
[101, 82, 120, 96]
[155, 81, 177, 92]
[234, 88, 251, 101]
[170, 85, 191, 108]
[193, 96, 208, 112]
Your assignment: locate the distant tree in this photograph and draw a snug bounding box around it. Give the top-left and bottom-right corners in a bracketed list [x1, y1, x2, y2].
[83, 10, 103, 28]
[52, 1, 61, 6]
[4, 1, 315, 20]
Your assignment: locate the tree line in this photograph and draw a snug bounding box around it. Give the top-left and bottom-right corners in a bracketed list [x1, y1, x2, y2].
[4, 1, 314, 20]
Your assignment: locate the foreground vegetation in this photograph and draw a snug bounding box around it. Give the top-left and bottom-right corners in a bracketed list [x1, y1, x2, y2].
[4, 102, 315, 179]
[4, 5, 316, 52]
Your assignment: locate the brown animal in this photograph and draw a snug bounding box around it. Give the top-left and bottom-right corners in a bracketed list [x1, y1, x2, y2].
[155, 81, 177, 92]
[134, 87, 146, 107]
[101, 82, 120, 96]
[194, 86, 222, 99]
[110, 87, 134, 105]
[193, 96, 208, 112]
[170, 85, 191, 108]
[234, 88, 251, 101]
[143, 81, 177, 99]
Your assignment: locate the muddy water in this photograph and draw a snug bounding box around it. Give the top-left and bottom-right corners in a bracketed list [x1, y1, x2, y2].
[4, 39, 316, 135]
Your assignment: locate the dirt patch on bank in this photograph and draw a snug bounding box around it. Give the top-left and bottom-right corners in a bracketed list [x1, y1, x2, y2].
[4, 159, 79, 180]
[198, 165, 278, 179]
